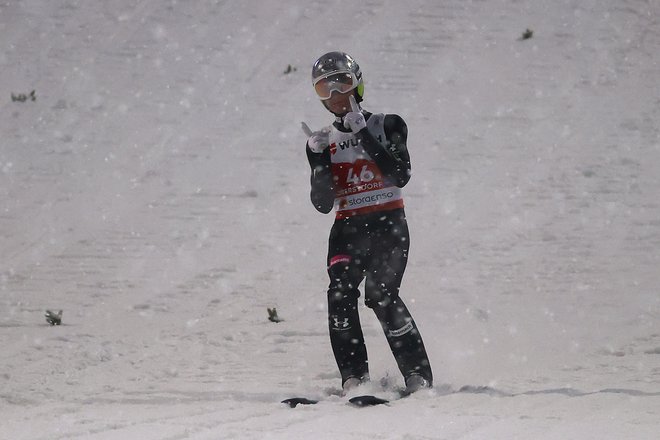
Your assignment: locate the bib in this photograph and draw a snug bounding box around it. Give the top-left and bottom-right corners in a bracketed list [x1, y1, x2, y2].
[328, 114, 404, 219]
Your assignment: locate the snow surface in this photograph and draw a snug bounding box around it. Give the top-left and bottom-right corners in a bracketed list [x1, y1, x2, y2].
[1, 0, 659, 438]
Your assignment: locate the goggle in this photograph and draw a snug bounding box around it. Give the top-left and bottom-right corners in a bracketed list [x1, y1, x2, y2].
[313, 71, 360, 100]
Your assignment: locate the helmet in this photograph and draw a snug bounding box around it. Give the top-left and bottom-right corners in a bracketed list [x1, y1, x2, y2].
[311, 51, 364, 101]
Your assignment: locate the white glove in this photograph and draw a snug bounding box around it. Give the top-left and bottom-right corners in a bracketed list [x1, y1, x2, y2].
[343, 95, 367, 133]
[301, 122, 330, 153]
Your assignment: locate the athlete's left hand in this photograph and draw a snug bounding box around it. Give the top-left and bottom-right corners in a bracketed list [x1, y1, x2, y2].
[343, 95, 367, 133]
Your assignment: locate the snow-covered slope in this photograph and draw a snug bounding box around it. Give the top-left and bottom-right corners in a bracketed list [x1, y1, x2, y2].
[1, 1, 659, 438]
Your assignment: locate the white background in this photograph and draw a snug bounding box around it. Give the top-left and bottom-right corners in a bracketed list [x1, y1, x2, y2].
[1, 1, 659, 438]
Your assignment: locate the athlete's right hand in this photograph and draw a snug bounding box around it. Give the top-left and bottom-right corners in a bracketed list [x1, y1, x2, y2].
[301, 122, 329, 153]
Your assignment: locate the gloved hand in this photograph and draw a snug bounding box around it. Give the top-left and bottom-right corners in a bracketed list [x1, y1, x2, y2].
[301, 122, 330, 153]
[343, 95, 367, 133]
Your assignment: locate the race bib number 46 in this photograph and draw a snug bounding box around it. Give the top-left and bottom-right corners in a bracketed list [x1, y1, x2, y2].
[333, 160, 384, 197]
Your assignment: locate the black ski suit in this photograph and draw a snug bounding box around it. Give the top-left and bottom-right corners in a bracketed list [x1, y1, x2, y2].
[306, 111, 433, 387]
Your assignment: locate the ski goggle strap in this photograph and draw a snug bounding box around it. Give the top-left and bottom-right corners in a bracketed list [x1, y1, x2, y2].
[313, 71, 360, 100]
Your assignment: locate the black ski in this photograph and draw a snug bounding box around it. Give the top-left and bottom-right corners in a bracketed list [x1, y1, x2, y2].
[348, 395, 390, 406]
[282, 389, 411, 408]
[281, 397, 320, 408]
[282, 384, 515, 408]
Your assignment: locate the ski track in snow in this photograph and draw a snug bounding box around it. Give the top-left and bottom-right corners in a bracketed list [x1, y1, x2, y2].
[1, 0, 659, 439]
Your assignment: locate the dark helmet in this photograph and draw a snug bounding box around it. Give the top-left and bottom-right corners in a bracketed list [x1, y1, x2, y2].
[311, 51, 364, 102]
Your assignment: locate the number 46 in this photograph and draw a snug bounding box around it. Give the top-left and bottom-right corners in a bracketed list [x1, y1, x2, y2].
[346, 165, 375, 185]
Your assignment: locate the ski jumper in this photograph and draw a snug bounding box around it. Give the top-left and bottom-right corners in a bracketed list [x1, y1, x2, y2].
[306, 112, 433, 387]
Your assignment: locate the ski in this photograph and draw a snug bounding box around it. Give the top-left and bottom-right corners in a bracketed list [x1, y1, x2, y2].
[281, 394, 393, 408]
[282, 384, 516, 408]
[281, 397, 320, 408]
[348, 394, 391, 406]
[282, 389, 412, 408]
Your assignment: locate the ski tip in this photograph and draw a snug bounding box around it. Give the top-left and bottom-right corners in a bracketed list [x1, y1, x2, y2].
[348, 395, 390, 407]
[281, 397, 319, 408]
